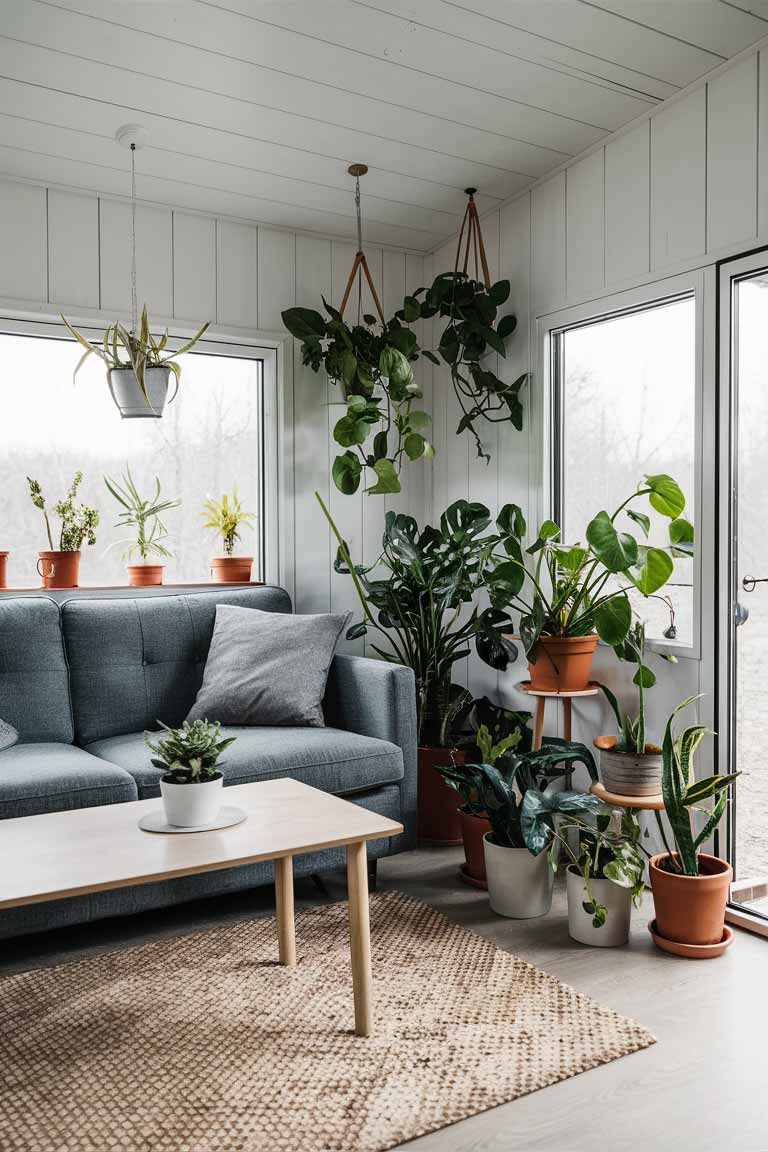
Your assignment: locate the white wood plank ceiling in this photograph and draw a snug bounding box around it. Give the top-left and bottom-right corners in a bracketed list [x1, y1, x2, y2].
[0, 0, 766, 252]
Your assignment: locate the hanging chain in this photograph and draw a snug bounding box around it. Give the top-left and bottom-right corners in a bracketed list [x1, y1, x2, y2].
[354, 171, 363, 253]
[130, 142, 138, 337]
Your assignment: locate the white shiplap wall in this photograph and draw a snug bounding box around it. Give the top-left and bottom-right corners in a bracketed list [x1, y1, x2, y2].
[0, 177, 428, 618]
[429, 42, 768, 753]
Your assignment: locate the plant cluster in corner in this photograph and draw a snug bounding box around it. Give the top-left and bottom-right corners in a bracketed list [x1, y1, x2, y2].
[145, 719, 236, 785]
[406, 271, 529, 462]
[27, 472, 99, 551]
[281, 298, 432, 495]
[202, 490, 256, 556]
[104, 468, 180, 562]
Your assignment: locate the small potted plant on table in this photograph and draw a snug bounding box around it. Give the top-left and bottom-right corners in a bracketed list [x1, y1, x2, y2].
[202, 490, 256, 583]
[559, 809, 646, 947]
[27, 472, 99, 588]
[146, 719, 236, 828]
[467, 740, 600, 918]
[648, 696, 739, 956]
[105, 469, 180, 586]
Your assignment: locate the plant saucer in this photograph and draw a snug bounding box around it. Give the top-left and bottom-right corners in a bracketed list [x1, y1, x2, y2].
[138, 805, 247, 834]
[458, 864, 488, 890]
[648, 918, 733, 959]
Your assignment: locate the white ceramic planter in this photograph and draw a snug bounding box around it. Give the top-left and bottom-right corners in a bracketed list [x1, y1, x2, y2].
[596, 738, 663, 797]
[483, 833, 554, 919]
[108, 365, 171, 418]
[160, 773, 223, 827]
[566, 866, 634, 947]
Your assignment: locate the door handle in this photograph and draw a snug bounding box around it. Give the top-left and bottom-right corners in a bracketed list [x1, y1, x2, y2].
[742, 575, 768, 592]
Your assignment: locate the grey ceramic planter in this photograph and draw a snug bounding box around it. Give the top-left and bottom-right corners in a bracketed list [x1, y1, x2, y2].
[595, 736, 663, 797]
[108, 365, 171, 418]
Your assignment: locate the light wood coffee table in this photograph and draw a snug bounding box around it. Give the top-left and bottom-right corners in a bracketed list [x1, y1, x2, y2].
[0, 778, 403, 1037]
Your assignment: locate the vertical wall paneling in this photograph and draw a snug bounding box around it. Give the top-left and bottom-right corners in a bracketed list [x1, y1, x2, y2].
[759, 50, 768, 236]
[566, 149, 606, 302]
[531, 172, 566, 316]
[216, 220, 258, 329]
[99, 200, 173, 319]
[172, 212, 216, 324]
[0, 179, 46, 302]
[650, 87, 707, 269]
[605, 122, 651, 286]
[48, 190, 99, 309]
[293, 234, 332, 615]
[257, 228, 295, 332]
[707, 55, 758, 253]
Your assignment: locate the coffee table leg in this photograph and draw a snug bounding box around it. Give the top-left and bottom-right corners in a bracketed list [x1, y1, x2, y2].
[347, 840, 372, 1037]
[275, 855, 296, 966]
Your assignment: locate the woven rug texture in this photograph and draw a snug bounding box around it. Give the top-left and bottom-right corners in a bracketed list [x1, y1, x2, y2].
[0, 891, 655, 1152]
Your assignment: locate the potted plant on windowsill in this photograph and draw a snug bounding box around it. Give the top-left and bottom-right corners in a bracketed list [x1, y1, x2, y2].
[145, 719, 236, 828]
[27, 472, 99, 589]
[62, 306, 209, 419]
[202, 490, 256, 584]
[466, 739, 600, 918]
[488, 475, 692, 693]
[318, 494, 515, 844]
[648, 696, 739, 956]
[104, 469, 180, 586]
[0, 551, 8, 590]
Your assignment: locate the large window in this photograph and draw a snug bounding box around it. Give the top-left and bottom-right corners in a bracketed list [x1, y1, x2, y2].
[552, 294, 696, 646]
[0, 326, 267, 587]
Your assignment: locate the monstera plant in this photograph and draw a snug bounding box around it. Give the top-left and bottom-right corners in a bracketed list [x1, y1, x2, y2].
[281, 298, 432, 495]
[404, 271, 529, 462]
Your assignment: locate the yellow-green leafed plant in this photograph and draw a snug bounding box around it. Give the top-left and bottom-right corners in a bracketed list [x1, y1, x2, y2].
[202, 490, 256, 557]
[61, 305, 209, 408]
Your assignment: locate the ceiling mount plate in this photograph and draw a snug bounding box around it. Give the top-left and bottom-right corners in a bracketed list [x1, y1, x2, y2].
[115, 123, 148, 150]
[348, 163, 368, 177]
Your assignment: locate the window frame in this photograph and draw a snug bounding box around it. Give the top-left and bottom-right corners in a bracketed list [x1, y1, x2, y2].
[0, 313, 281, 587]
[534, 270, 706, 660]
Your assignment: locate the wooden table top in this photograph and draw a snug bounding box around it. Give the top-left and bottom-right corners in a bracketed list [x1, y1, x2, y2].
[0, 779, 403, 910]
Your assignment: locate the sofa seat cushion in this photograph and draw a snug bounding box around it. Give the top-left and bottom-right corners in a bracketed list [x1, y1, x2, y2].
[0, 744, 138, 819]
[87, 727, 404, 800]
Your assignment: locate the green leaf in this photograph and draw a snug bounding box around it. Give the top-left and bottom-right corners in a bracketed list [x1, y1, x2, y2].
[633, 664, 656, 688]
[404, 432, 426, 460]
[594, 594, 631, 645]
[632, 546, 673, 595]
[281, 307, 326, 341]
[489, 280, 510, 307]
[438, 326, 459, 365]
[496, 313, 518, 340]
[645, 474, 685, 519]
[422, 350, 440, 365]
[627, 509, 650, 536]
[407, 410, 432, 431]
[368, 458, 400, 495]
[586, 510, 638, 572]
[332, 451, 362, 495]
[333, 414, 369, 447]
[669, 516, 694, 556]
[403, 295, 421, 323]
[373, 429, 388, 460]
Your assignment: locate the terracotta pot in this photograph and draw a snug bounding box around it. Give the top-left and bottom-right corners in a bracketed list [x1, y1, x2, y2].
[209, 556, 253, 584]
[418, 747, 465, 845]
[528, 633, 598, 692]
[127, 564, 164, 587]
[459, 807, 492, 883]
[594, 735, 663, 797]
[649, 852, 732, 948]
[0, 551, 8, 589]
[37, 550, 80, 589]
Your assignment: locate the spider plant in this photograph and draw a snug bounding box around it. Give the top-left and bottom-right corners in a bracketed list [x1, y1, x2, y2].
[104, 468, 180, 562]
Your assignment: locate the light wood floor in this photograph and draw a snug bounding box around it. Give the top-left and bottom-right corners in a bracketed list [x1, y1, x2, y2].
[2, 846, 766, 1152]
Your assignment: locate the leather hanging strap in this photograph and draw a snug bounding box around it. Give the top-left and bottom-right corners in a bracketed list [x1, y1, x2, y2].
[454, 188, 491, 289]
[339, 163, 386, 326]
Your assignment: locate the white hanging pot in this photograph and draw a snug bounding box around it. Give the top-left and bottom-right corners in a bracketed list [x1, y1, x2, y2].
[566, 866, 634, 947]
[160, 773, 223, 827]
[483, 833, 554, 918]
[108, 365, 171, 419]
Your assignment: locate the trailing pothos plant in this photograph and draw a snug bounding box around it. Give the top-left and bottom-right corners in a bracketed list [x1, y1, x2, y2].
[487, 474, 694, 661]
[557, 809, 647, 928]
[317, 494, 515, 747]
[281, 298, 432, 495]
[403, 272, 529, 462]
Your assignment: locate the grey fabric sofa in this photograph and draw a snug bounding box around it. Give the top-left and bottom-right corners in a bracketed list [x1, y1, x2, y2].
[0, 586, 417, 939]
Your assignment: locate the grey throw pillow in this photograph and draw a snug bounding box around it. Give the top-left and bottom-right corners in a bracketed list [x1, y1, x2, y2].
[0, 719, 19, 751]
[187, 605, 350, 728]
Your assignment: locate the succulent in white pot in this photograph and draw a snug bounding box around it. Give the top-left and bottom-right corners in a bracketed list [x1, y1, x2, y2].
[146, 719, 236, 827]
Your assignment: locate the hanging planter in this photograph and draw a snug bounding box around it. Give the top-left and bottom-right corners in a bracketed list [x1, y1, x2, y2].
[108, 364, 171, 419]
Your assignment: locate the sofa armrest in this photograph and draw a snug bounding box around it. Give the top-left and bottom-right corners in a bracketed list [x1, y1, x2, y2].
[324, 654, 417, 850]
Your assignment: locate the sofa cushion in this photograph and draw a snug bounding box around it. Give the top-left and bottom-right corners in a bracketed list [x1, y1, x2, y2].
[0, 597, 73, 744]
[87, 726, 404, 800]
[0, 744, 138, 819]
[61, 586, 292, 745]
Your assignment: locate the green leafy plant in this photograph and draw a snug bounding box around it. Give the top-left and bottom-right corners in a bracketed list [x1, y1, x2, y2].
[61, 305, 209, 408]
[406, 272, 529, 462]
[27, 472, 99, 551]
[454, 695, 533, 757]
[281, 299, 432, 495]
[104, 469, 180, 563]
[488, 475, 693, 661]
[318, 494, 515, 746]
[202, 490, 256, 556]
[145, 719, 236, 784]
[463, 739, 600, 852]
[437, 722, 524, 816]
[599, 614, 677, 754]
[656, 696, 739, 876]
[558, 809, 647, 928]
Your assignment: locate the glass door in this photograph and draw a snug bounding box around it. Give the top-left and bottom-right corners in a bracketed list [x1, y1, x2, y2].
[719, 251, 768, 928]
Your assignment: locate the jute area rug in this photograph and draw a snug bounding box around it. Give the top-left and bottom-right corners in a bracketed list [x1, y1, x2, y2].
[0, 891, 654, 1152]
